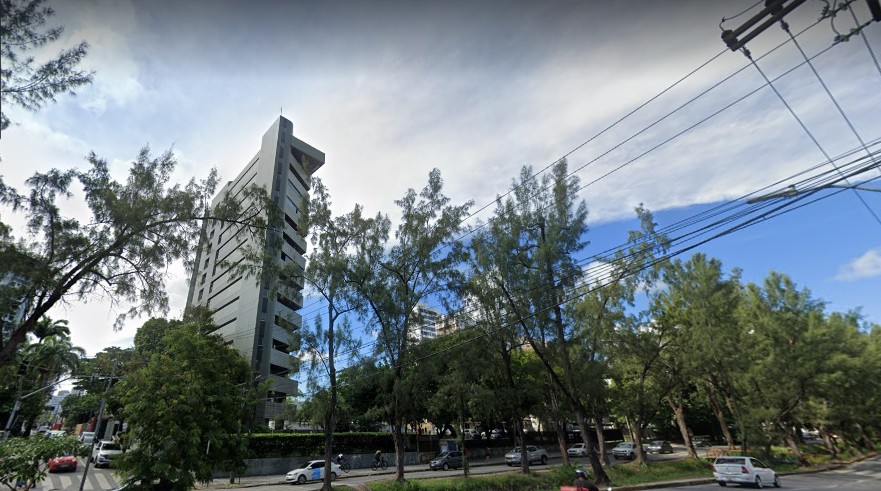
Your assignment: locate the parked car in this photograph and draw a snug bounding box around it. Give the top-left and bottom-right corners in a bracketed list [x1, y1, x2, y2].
[646, 440, 674, 454]
[429, 450, 463, 470]
[692, 436, 711, 447]
[504, 445, 548, 466]
[463, 428, 480, 439]
[91, 441, 123, 468]
[78, 432, 96, 444]
[490, 429, 504, 439]
[567, 443, 588, 457]
[46, 430, 66, 438]
[611, 442, 641, 460]
[713, 456, 780, 488]
[48, 455, 78, 473]
[285, 460, 340, 484]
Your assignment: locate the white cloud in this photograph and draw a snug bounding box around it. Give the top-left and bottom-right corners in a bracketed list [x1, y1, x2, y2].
[836, 248, 881, 281]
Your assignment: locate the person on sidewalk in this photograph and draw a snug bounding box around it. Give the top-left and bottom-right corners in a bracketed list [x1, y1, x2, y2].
[573, 469, 599, 491]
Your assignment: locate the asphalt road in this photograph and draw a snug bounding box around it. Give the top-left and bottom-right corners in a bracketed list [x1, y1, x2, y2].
[623, 454, 881, 491]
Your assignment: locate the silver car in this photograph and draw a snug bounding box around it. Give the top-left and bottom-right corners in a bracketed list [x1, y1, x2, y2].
[429, 450, 463, 470]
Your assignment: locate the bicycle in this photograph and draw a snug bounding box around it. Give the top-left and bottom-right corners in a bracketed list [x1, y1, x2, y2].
[335, 455, 351, 473]
[371, 456, 388, 471]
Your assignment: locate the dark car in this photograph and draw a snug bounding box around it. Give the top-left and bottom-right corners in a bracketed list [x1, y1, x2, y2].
[429, 451, 463, 470]
[646, 440, 674, 454]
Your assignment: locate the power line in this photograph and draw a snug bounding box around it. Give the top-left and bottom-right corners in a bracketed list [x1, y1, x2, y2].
[741, 46, 881, 227]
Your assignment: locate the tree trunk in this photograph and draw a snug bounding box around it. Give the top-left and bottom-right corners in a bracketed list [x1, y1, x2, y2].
[516, 418, 531, 473]
[856, 423, 873, 450]
[629, 417, 648, 465]
[554, 418, 569, 466]
[667, 397, 697, 458]
[706, 381, 735, 450]
[819, 425, 839, 458]
[780, 423, 807, 465]
[592, 412, 610, 466]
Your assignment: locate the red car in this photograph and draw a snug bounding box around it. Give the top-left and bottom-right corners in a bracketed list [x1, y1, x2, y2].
[48, 455, 78, 473]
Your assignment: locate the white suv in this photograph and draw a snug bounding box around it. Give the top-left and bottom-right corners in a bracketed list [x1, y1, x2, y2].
[92, 441, 123, 468]
[713, 456, 780, 488]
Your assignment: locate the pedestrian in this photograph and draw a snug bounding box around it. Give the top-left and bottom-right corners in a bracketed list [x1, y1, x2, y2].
[485, 445, 491, 461]
[573, 469, 599, 491]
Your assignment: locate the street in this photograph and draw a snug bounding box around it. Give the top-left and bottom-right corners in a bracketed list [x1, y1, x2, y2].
[40, 458, 119, 491]
[37, 451, 880, 491]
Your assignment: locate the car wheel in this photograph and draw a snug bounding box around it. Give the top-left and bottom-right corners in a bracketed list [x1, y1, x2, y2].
[330, 472, 337, 481]
[718, 482, 727, 487]
[629, 453, 635, 460]
[443, 463, 449, 471]
[755, 476, 764, 488]
[540, 455, 547, 465]
[773, 474, 780, 488]
[297, 475, 306, 485]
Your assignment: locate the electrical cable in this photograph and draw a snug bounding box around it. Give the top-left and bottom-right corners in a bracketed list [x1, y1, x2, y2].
[741, 46, 881, 226]
[846, 1, 881, 77]
[780, 19, 880, 177]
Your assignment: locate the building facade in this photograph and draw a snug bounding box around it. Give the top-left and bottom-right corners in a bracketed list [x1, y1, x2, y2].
[186, 116, 323, 423]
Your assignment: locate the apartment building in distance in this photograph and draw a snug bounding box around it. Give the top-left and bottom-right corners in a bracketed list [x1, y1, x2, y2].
[185, 116, 324, 423]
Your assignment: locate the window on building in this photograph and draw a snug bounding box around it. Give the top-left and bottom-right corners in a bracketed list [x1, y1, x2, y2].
[198, 289, 204, 301]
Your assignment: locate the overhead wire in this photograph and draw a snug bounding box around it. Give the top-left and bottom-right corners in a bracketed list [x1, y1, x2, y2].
[740, 45, 881, 227]
[846, 1, 881, 75]
[283, 2, 881, 389]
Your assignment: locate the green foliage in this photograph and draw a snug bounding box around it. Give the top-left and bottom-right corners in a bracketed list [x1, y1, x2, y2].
[0, 0, 93, 131]
[115, 319, 258, 490]
[0, 146, 273, 367]
[0, 435, 85, 491]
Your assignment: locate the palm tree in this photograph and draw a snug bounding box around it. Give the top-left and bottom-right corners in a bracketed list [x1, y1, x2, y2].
[32, 317, 71, 344]
[18, 334, 86, 434]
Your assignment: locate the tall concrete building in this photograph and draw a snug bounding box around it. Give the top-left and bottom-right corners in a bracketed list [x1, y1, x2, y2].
[186, 116, 323, 423]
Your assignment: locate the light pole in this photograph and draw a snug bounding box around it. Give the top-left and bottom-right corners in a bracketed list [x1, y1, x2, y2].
[78, 360, 118, 491]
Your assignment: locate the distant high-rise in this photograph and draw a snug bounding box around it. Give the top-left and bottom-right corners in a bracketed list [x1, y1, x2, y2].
[186, 116, 324, 423]
[410, 303, 442, 342]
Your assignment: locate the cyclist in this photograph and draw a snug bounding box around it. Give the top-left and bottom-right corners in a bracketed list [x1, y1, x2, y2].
[374, 449, 383, 466]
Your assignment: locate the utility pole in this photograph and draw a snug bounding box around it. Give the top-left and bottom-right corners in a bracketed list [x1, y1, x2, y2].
[79, 360, 118, 491]
[3, 374, 80, 441]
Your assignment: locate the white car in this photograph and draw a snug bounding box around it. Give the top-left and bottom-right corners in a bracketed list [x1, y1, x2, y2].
[286, 460, 340, 484]
[92, 441, 123, 468]
[78, 432, 96, 444]
[567, 443, 588, 457]
[713, 456, 780, 488]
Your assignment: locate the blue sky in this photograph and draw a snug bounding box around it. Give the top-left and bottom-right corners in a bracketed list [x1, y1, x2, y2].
[1, 0, 879, 359]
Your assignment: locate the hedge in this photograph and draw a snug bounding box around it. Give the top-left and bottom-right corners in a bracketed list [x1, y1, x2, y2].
[247, 432, 398, 458]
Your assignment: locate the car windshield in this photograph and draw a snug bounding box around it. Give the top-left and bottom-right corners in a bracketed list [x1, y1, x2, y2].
[651, 441, 664, 445]
[436, 452, 450, 458]
[101, 443, 121, 451]
[510, 447, 520, 452]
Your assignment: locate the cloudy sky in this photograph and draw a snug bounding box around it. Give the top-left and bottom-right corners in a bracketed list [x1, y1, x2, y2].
[1, 0, 880, 359]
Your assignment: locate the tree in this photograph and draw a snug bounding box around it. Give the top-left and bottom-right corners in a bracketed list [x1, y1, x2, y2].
[650, 253, 744, 455]
[115, 318, 260, 491]
[736, 272, 826, 464]
[0, 147, 273, 366]
[285, 177, 370, 491]
[348, 168, 471, 482]
[0, 0, 93, 132]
